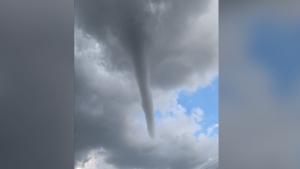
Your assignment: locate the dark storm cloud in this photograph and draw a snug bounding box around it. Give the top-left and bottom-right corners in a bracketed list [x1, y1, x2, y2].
[75, 0, 217, 139]
[75, 0, 217, 89]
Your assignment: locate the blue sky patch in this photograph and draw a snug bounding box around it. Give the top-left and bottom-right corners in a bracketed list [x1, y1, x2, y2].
[177, 77, 219, 136]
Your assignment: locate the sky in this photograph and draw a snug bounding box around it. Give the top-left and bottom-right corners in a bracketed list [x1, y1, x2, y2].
[177, 77, 218, 137]
[74, 0, 218, 169]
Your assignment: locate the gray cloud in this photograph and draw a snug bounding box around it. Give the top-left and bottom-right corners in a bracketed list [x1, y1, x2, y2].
[75, 49, 218, 169]
[75, 0, 217, 139]
[75, 0, 218, 168]
[75, 0, 218, 90]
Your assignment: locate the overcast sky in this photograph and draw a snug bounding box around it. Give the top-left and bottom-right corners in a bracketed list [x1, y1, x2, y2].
[74, 0, 218, 169]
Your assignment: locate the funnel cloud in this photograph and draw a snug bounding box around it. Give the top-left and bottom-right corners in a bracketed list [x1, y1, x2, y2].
[75, 0, 156, 138]
[123, 16, 155, 138]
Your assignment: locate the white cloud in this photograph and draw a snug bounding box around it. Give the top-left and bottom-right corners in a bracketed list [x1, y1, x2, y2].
[207, 124, 219, 137]
[76, 149, 117, 169]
